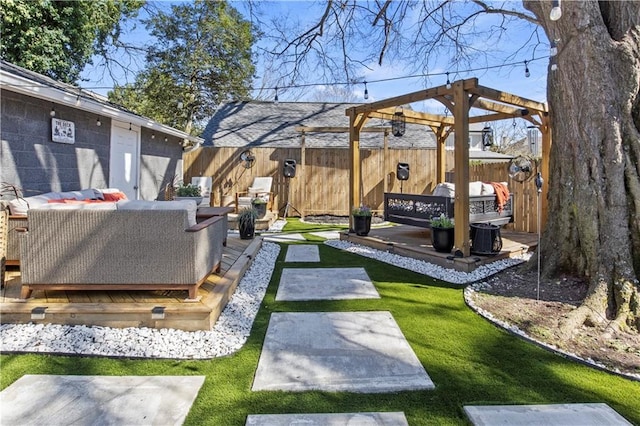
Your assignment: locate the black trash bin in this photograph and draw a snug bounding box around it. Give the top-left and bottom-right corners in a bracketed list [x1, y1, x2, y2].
[470, 223, 503, 255]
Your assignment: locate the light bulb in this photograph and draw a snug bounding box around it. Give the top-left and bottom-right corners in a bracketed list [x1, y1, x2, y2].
[364, 81, 369, 100]
[550, 40, 558, 56]
[445, 72, 451, 89]
[550, 0, 562, 21]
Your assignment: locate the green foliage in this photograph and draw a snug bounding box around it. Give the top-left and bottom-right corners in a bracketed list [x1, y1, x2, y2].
[431, 213, 454, 228]
[0, 0, 142, 83]
[108, 0, 256, 135]
[175, 183, 201, 197]
[238, 207, 258, 227]
[352, 205, 372, 216]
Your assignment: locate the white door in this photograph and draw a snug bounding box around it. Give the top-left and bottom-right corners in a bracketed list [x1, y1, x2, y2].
[109, 122, 140, 200]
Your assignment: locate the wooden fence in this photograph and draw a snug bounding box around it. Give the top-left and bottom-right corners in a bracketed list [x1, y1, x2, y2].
[184, 146, 540, 233]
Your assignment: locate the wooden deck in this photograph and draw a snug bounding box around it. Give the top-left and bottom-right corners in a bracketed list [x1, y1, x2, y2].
[0, 235, 262, 331]
[341, 224, 538, 273]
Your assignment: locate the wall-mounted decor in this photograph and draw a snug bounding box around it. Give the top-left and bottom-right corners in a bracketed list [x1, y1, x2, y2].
[51, 118, 75, 144]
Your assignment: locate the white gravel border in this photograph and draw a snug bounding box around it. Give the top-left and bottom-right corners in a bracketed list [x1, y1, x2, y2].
[0, 243, 280, 359]
[324, 239, 531, 284]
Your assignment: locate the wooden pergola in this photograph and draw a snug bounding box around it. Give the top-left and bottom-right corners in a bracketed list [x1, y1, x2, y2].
[346, 77, 550, 257]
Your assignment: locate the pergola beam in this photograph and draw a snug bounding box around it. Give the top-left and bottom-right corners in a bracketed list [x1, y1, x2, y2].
[376, 107, 455, 125]
[473, 98, 530, 116]
[350, 78, 479, 116]
[367, 111, 449, 127]
[469, 112, 519, 124]
[469, 85, 548, 114]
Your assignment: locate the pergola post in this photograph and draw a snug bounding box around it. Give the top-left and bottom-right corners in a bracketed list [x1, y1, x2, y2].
[452, 80, 471, 257]
[347, 108, 366, 230]
[432, 125, 448, 184]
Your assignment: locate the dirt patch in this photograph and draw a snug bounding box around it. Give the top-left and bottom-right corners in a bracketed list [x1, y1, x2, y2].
[468, 266, 640, 379]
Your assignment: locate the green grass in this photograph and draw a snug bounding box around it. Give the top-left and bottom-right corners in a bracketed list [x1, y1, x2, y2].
[2, 226, 640, 425]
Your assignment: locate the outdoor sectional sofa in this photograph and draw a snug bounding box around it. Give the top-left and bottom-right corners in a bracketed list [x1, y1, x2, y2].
[384, 181, 513, 228]
[18, 199, 225, 300]
[2, 188, 127, 265]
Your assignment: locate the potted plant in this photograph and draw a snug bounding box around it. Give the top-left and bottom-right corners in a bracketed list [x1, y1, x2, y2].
[174, 183, 203, 206]
[251, 197, 267, 219]
[351, 205, 372, 236]
[238, 207, 258, 239]
[430, 213, 454, 253]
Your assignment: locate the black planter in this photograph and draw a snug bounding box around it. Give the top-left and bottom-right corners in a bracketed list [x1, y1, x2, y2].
[352, 215, 372, 236]
[431, 226, 454, 253]
[252, 202, 267, 219]
[239, 221, 255, 239]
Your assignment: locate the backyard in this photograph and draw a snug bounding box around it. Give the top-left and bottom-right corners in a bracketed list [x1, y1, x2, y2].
[1, 221, 639, 425]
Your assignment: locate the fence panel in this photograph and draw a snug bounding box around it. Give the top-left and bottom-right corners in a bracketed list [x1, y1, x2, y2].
[184, 147, 537, 232]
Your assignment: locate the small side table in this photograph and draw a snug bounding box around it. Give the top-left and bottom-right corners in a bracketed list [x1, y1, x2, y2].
[196, 206, 234, 222]
[196, 206, 234, 246]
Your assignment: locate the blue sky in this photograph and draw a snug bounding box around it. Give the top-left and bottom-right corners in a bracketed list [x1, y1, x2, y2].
[79, 1, 549, 115]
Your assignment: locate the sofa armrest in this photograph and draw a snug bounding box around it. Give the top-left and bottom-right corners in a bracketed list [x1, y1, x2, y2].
[186, 215, 224, 232]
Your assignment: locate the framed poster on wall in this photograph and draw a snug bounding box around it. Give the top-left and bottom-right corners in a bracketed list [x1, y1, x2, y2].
[51, 118, 75, 144]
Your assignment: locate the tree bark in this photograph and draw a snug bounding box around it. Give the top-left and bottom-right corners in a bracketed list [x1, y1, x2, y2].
[524, 0, 640, 335]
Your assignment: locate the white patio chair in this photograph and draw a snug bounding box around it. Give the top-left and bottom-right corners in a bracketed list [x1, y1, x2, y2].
[191, 177, 212, 207]
[236, 177, 273, 212]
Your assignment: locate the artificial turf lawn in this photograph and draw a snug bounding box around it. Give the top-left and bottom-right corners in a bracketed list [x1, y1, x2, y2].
[1, 236, 639, 425]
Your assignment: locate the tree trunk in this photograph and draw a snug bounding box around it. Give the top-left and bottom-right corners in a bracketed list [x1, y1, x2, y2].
[524, 1, 640, 335]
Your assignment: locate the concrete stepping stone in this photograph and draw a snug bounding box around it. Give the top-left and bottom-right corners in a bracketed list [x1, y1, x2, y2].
[464, 403, 632, 425]
[276, 267, 379, 301]
[309, 230, 341, 240]
[246, 411, 408, 425]
[252, 311, 434, 393]
[0, 375, 204, 425]
[285, 245, 320, 262]
[264, 233, 307, 242]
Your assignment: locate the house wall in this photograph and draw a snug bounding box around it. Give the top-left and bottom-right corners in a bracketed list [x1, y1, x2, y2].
[1, 90, 110, 195]
[1, 91, 184, 200]
[139, 127, 185, 200]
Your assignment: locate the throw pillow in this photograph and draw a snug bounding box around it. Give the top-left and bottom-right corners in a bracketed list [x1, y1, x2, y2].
[103, 192, 127, 202]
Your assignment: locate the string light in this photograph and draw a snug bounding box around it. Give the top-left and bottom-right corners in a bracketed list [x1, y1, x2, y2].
[49, 104, 56, 117]
[129, 122, 132, 131]
[96, 116, 101, 127]
[151, 133, 155, 139]
[550, 0, 562, 21]
[445, 72, 451, 89]
[524, 60, 530, 78]
[363, 81, 369, 100]
[549, 40, 558, 57]
[550, 56, 558, 72]
[274, 86, 279, 103]
[8, 56, 550, 102]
